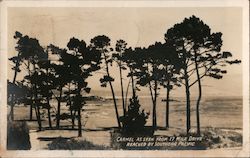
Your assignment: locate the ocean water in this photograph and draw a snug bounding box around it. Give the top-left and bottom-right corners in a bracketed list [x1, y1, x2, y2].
[84, 93, 242, 130]
[11, 89, 242, 130]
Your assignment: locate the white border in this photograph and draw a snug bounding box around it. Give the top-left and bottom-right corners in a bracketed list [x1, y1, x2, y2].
[0, 0, 249, 157]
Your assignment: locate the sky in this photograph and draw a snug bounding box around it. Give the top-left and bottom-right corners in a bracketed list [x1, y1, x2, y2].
[7, 7, 242, 97]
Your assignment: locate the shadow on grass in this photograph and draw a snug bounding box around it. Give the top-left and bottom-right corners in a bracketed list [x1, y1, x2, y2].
[37, 136, 75, 141]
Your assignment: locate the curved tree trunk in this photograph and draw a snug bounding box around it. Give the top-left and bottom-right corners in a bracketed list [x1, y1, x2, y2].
[104, 55, 121, 129]
[108, 80, 121, 128]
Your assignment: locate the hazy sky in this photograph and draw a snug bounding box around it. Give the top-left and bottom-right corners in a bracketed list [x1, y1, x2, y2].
[8, 7, 242, 97]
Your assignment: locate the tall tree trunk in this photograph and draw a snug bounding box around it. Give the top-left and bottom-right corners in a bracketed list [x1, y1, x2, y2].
[108, 80, 121, 129]
[104, 56, 121, 128]
[130, 68, 136, 98]
[77, 84, 82, 137]
[148, 82, 155, 128]
[34, 64, 42, 131]
[46, 96, 52, 129]
[12, 66, 18, 84]
[46, 68, 52, 129]
[73, 110, 77, 128]
[146, 64, 155, 129]
[68, 84, 75, 129]
[119, 65, 126, 115]
[10, 54, 21, 120]
[71, 109, 75, 129]
[77, 107, 82, 137]
[28, 61, 33, 120]
[33, 65, 42, 131]
[165, 80, 170, 128]
[34, 104, 42, 131]
[124, 78, 131, 109]
[29, 103, 33, 120]
[194, 52, 202, 136]
[184, 68, 191, 135]
[12, 60, 19, 88]
[12, 53, 21, 84]
[153, 79, 158, 129]
[56, 87, 63, 129]
[36, 104, 42, 131]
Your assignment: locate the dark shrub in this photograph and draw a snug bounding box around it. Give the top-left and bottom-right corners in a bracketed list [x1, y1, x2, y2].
[228, 134, 242, 143]
[119, 96, 149, 135]
[7, 121, 31, 150]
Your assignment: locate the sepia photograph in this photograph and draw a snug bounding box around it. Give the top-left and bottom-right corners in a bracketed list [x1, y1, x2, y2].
[0, 0, 249, 157]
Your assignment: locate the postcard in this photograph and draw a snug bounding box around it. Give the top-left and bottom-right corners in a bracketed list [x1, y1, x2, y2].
[0, 0, 249, 157]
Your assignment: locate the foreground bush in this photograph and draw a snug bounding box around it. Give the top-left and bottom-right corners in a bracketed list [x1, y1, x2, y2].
[119, 96, 150, 135]
[7, 121, 31, 150]
[202, 127, 242, 149]
[48, 137, 108, 150]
